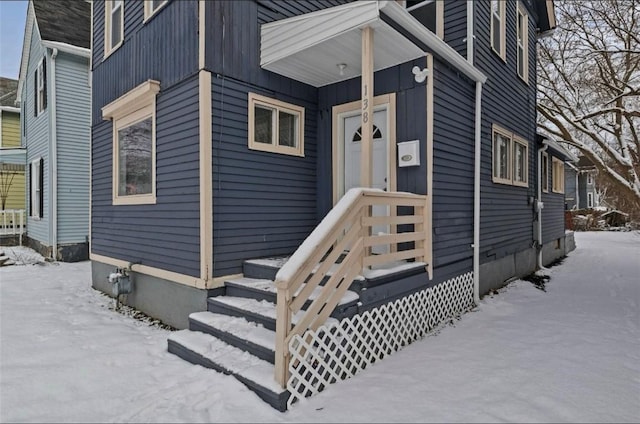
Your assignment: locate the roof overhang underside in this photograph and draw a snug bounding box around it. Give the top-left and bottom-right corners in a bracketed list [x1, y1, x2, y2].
[260, 1, 486, 88]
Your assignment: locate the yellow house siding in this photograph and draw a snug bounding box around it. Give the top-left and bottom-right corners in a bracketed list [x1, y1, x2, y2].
[2, 171, 26, 210]
[1, 112, 21, 148]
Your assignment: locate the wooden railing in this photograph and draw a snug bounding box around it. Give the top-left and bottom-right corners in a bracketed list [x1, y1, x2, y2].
[0, 209, 25, 243]
[273, 188, 427, 387]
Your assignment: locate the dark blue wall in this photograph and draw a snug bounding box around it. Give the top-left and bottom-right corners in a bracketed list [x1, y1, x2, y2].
[475, 0, 539, 263]
[91, 1, 201, 276]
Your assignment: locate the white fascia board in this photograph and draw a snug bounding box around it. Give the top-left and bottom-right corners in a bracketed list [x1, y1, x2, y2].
[0, 106, 21, 113]
[16, 2, 36, 104]
[379, 1, 487, 83]
[41, 41, 91, 59]
[261, 1, 381, 67]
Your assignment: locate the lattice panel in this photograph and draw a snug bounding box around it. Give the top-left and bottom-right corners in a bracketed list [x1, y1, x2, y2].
[286, 272, 474, 408]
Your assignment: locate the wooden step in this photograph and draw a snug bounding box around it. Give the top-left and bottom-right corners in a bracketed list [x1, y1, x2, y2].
[167, 330, 289, 411]
[189, 312, 276, 364]
[243, 256, 289, 280]
[208, 296, 339, 332]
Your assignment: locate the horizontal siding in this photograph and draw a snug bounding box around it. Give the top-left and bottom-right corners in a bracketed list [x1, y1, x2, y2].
[2, 172, 25, 210]
[55, 53, 91, 244]
[475, 0, 539, 263]
[564, 167, 577, 209]
[432, 60, 475, 276]
[92, 0, 199, 125]
[1, 112, 20, 147]
[24, 29, 50, 245]
[91, 75, 201, 277]
[211, 77, 319, 277]
[443, 0, 468, 57]
[542, 152, 566, 243]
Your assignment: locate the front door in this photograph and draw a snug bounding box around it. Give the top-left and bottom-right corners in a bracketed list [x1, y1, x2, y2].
[340, 106, 390, 254]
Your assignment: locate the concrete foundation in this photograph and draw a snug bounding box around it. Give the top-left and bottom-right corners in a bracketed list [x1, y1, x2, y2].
[92, 260, 211, 329]
[25, 237, 88, 262]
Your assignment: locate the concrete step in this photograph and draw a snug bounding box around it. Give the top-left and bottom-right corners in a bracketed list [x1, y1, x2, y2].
[167, 330, 289, 411]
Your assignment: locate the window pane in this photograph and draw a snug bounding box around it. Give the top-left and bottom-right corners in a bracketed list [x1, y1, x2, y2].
[492, 14, 501, 51]
[111, 2, 122, 48]
[118, 118, 152, 196]
[518, 46, 524, 77]
[152, 0, 165, 11]
[408, 1, 437, 34]
[278, 111, 297, 148]
[514, 143, 526, 182]
[254, 106, 273, 144]
[494, 133, 510, 179]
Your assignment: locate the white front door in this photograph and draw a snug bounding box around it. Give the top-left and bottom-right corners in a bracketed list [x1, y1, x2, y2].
[341, 107, 390, 254]
[342, 108, 388, 195]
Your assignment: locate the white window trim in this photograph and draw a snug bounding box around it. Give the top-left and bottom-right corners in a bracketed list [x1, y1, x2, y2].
[36, 58, 45, 115]
[492, 124, 512, 185]
[587, 192, 594, 208]
[587, 172, 593, 185]
[552, 156, 565, 194]
[490, 0, 506, 61]
[516, 2, 529, 83]
[144, 0, 169, 22]
[102, 80, 160, 205]
[542, 152, 549, 193]
[31, 158, 42, 219]
[104, 0, 124, 59]
[512, 136, 529, 187]
[248, 93, 305, 157]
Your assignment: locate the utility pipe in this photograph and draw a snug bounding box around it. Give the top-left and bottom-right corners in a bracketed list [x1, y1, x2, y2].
[536, 143, 549, 269]
[50, 48, 58, 260]
[473, 81, 482, 304]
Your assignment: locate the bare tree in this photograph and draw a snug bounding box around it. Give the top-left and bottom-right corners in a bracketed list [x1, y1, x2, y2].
[537, 0, 640, 212]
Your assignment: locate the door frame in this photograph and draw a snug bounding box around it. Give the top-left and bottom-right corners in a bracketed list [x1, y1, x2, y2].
[331, 93, 397, 205]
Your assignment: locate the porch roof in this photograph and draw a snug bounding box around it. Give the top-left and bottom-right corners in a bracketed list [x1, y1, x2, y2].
[260, 1, 486, 88]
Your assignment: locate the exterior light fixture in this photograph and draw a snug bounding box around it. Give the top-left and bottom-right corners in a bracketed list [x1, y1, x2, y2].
[337, 63, 347, 76]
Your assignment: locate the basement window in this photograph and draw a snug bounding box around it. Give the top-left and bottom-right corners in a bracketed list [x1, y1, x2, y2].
[248, 93, 304, 157]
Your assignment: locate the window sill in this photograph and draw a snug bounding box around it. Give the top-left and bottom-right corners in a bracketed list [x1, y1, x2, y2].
[104, 40, 123, 61]
[143, 1, 169, 24]
[113, 194, 157, 206]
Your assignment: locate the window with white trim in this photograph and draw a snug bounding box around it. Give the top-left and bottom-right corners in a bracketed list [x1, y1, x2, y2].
[513, 137, 528, 186]
[144, 0, 168, 21]
[491, 0, 506, 61]
[492, 125, 512, 184]
[516, 2, 529, 82]
[587, 192, 594, 208]
[30, 158, 43, 218]
[105, 0, 124, 57]
[587, 173, 593, 185]
[552, 157, 565, 193]
[102, 80, 160, 205]
[542, 152, 549, 192]
[493, 125, 530, 187]
[35, 57, 47, 116]
[248, 93, 304, 157]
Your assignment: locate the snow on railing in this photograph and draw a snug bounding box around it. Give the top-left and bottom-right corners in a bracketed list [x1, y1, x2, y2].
[273, 188, 428, 387]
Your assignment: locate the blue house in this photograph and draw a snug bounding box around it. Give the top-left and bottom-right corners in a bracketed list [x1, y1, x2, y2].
[90, 0, 570, 410]
[16, 0, 92, 261]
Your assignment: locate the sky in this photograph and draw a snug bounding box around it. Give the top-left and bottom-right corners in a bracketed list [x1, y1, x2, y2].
[0, 1, 28, 80]
[1, 230, 638, 422]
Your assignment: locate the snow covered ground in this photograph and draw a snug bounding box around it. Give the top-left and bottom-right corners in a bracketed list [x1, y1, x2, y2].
[1, 231, 638, 422]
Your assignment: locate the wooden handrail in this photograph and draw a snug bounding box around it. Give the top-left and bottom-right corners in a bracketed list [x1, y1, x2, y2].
[273, 188, 427, 387]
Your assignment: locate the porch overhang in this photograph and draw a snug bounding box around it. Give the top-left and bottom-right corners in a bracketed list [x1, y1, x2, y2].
[260, 1, 486, 88]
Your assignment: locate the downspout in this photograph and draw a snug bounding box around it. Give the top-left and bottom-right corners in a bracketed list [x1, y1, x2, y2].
[473, 81, 482, 304]
[50, 48, 58, 260]
[536, 143, 549, 269]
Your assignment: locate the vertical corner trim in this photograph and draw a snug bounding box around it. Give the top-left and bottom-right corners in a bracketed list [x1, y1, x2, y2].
[199, 0, 206, 70]
[199, 70, 213, 282]
[425, 54, 434, 279]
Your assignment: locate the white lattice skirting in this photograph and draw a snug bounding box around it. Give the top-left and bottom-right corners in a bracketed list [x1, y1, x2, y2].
[286, 271, 475, 408]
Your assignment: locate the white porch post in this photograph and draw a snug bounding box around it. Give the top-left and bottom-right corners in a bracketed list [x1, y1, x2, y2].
[360, 26, 374, 188]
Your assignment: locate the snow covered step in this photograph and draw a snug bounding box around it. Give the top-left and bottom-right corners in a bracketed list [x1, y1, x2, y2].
[224, 277, 360, 318]
[208, 296, 339, 332]
[167, 330, 288, 411]
[0, 255, 12, 267]
[188, 311, 276, 364]
[243, 256, 289, 280]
